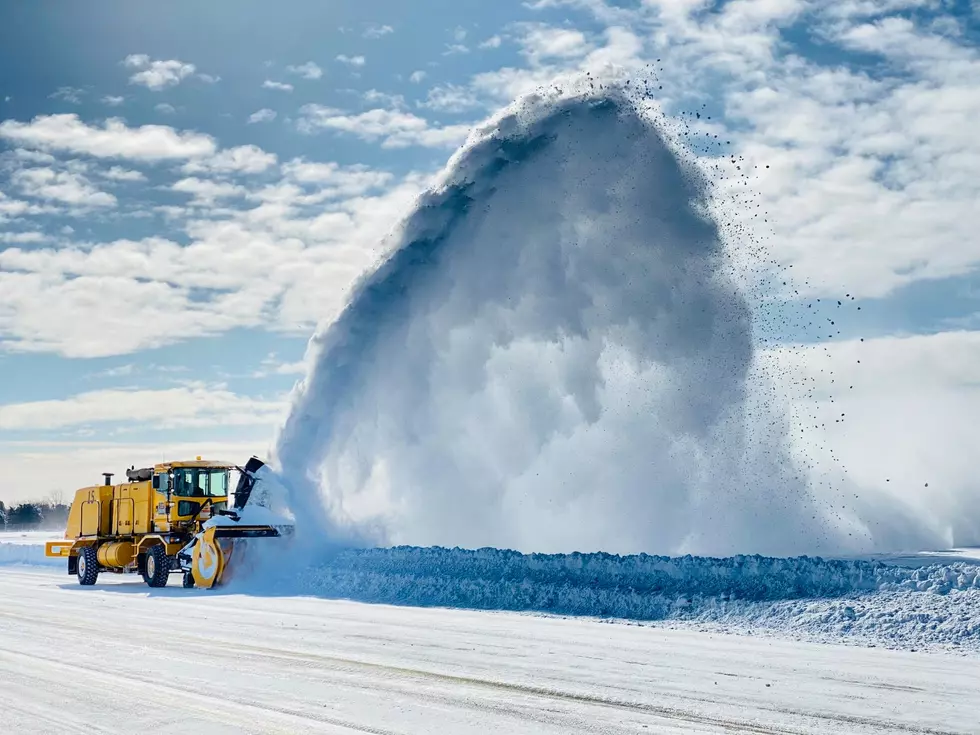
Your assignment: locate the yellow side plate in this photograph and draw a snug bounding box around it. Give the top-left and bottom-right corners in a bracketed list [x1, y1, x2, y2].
[44, 540, 74, 558]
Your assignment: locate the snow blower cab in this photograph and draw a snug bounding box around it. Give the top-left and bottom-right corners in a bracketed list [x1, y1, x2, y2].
[45, 456, 293, 589]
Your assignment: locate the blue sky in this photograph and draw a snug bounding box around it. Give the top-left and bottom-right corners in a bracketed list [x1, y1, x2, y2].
[1, 0, 979, 508]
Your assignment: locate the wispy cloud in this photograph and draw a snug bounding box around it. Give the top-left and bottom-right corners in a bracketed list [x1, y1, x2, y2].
[262, 79, 294, 92]
[297, 105, 470, 149]
[363, 24, 394, 39]
[99, 166, 146, 182]
[336, 54, 366, 67]
[0, 115, 216, 160]
[171, 177, 247, 205]
[181, 144, 277, 175]
[123, 54, 197, 91]
[248, 108, 277, 124]
[285, 61, 323, 80]
[0, 384, 286, 430]
[12, 167, 116, 208]
[49, 87, 85, 104]
[101, 95, 125, 107]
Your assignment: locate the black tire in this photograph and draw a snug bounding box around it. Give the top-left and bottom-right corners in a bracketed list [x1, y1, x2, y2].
[143, 545, 170, 588]
[182, 571, 196, 589]
[77, 546, 99, 586]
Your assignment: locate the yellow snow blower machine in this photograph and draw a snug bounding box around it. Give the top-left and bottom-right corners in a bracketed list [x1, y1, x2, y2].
[44, 456, 291, 589]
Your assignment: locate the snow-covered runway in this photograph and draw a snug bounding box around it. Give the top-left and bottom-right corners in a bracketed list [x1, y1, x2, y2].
[0, 567, 976, 734]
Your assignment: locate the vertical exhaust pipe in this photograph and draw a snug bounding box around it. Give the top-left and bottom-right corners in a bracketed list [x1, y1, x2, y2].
[102, 473, 114, 486]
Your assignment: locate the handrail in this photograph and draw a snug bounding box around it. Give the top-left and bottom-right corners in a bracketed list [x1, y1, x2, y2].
[79, 499, 102, 536]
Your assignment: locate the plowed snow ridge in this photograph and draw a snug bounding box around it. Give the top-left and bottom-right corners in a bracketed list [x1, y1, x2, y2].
[7, 539, 978, 653]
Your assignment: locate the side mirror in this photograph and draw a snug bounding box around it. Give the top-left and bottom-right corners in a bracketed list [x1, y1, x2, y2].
[152, 475, 160, 489]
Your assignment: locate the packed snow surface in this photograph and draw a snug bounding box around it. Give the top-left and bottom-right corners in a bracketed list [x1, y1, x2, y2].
[2, 565, 978, 734]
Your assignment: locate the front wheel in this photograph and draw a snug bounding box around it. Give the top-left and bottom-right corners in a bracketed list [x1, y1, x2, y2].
[77, 546, 98, 586]
[142, 545, 170, 588]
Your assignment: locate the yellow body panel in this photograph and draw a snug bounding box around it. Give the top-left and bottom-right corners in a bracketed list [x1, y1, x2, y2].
[44, 456, 281, 590]
[46, 459, 236, 569]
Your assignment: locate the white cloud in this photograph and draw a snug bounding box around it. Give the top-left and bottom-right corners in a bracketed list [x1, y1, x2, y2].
[0, 166, 426, 357]
[0, 231, 46, 244]
[280, 158, 394, 195]
[420, 84, 484, 113]
[480, 35, 503, 49]
[91, 363, 137, 378]
[286, 61, 323, 80]
[452, 26, 467, 42]
[12, 167, 117, 208]
[297, 105, 471, 148]
[155, 103, 177, 114]
[123, 54, 197, 91]
[362, 89, 406, 108]
[248, 108, 277, 124]
[518, 25, 593, 61]
[100, 166, 146, 182]
[443, 44, 470, 55]
[2, 148, 56, 165]
[197, 73, 220, 84]
[363, 24, 394, 39]
[262, 80, 294, 92]
[252, 352, 309, 377]
[181, 144, 277, 175]
[0, 191, 46, 222]
[102, 95, 125, 106]
[49, 87, 85, 104]
[336, 54, 366, 67]
[0, 384, 285, 431]
[409, 70, 427, 83]
[171, 177, 247, 205]
[0, 114, 216, 160]
[0, 440, 273, 505]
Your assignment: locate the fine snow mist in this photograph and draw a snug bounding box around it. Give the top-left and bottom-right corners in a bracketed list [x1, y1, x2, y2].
[273, 85, 859, 556]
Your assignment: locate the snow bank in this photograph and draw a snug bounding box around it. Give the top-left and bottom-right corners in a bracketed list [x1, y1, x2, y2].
[6, 537, 978, 650]
[0, 541, 63, 567]
[276, 546, 980, 652]
[288, 546, 980, 605]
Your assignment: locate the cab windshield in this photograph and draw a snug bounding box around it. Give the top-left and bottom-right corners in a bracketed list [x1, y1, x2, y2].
[171, 468, 229, 498]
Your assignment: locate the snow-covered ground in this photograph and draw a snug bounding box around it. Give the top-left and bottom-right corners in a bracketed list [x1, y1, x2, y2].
[1, 565, 977, 734]
[0, 530, 61, 545]
[4, 535, 980, 654]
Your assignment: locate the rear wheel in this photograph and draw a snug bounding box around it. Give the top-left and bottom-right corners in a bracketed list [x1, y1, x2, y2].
[143, 545, 170, 588]
[76, 546, 98, 586]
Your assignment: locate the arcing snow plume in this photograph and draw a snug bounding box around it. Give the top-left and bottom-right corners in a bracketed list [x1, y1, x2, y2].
[274, 83, 857, 557]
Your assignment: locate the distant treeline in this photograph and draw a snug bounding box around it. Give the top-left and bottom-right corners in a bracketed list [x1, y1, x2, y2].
[0, 501, 70, 531]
